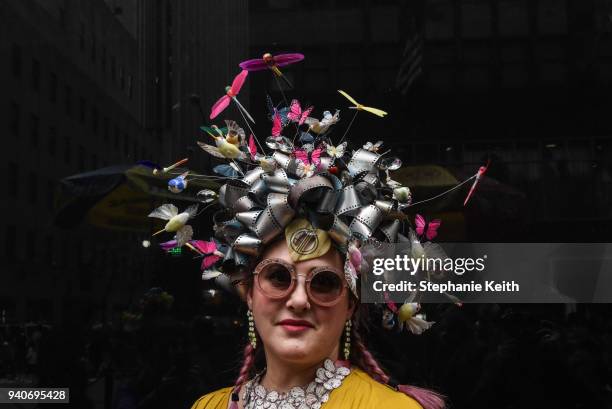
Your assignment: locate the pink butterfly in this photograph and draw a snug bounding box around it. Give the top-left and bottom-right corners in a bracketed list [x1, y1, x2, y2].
[415, 214, 441, 241]
[190, 240, 223, 270]
[271, 112, 282, 137]
[287, 99, 313, 125]
[293, 147, 322, 177]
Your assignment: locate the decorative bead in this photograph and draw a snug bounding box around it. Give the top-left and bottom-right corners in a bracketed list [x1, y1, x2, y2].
[343, 319, 352, 360]
[247, 310, 257, 349]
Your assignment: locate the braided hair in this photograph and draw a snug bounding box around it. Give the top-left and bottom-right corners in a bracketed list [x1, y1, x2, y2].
[349, 306, 445, 409]
[229, 343, 256, 409]
[229, 282, 445, 409]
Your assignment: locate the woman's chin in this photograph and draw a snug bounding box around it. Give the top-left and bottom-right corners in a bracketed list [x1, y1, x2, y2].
[272, 339, 317, 362]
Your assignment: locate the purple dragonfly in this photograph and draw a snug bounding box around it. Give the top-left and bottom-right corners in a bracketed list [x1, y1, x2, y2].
[239, 52, 304, 88]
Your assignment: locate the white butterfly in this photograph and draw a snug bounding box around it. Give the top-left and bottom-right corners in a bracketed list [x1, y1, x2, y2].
[363, 140, 383, 152]
[305, 110, 340, 134]
[326, 141, 347, 159]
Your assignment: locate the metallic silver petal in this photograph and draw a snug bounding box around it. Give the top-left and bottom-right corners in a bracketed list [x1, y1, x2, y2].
[347, 149, 380, 176]
[232, 234, 261, 256]
[349, 205, 384, 239]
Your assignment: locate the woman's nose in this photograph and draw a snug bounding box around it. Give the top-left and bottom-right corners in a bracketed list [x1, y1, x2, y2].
[286, 274, 310, 311]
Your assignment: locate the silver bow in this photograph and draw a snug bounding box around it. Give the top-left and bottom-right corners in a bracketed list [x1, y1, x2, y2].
[380, 220, 401, 243]
[217, 155, 409, 264]
[335, 185, 361, 216]
[261, 168, 292, 194]
[218, 164, 297, 259]
[288, 175, 334, 209]
[347, 149, 380, 176]
[348, 205, 384, 239]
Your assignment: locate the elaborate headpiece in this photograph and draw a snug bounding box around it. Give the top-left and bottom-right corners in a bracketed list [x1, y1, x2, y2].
[147, 56, 484, 336]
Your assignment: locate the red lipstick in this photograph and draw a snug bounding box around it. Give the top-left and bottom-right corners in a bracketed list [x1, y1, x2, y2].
[278, 319, 314, 332]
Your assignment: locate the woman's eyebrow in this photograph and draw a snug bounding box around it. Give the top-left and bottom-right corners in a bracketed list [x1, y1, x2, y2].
[297, 265, 341, 273]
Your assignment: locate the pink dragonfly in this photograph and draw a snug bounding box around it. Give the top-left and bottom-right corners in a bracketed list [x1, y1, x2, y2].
[210, 70, 255, 123]
[239, 52, 304, 88]
[464, 161, 490, 206]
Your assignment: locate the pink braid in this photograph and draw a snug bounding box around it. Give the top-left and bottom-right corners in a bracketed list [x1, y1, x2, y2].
[229, 343, 255, 409]
[396, 385, 445, 409]
[352, 329, 445, 409]
[352, 331, 390, 383]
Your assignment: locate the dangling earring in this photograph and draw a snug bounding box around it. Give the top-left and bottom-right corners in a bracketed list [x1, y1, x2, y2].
[247, 310, 257, 349]
[343, 319, 352, 360]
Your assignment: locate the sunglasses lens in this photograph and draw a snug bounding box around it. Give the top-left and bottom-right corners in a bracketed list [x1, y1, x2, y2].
[258, 263, 293, 297]
[310, 270, 344, 304]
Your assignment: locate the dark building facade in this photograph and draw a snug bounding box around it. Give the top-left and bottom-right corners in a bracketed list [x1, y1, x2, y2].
[0, 0, 249, 325]
[136, 0, 249, 169]
[1, 0, 157, 325]
[248, 0, 612, 239]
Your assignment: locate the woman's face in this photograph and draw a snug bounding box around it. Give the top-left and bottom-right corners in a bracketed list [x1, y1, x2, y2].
[247, 239, 354, 365]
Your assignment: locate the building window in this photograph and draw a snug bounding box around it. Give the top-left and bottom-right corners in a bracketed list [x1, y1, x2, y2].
[59, 7, 66, 28]
[79, 97, 86, 123]
[47, 180, 55, 210]
[91, 35, 96, 62]
[61, 240, 69, 268]
[92, 106, 99, 134]
[128, 75, 133, 98]
[10, 102, 21, 136]
[49, 72, 58, 103]
[30, 114, 39, 147]
[103, 117, 109, 141]
[12, 44, 22, 78]
[78, 146, 85, 171]
[28, 172, 38, 204]
[9, 162, 19, 197]
[31, 59, 40, 92]
[101, 46, 107, 73]
[111, 56, 116, 81]
[45, 235, 54, 265]
[79, 22, 85, 51]
[28, 230, 36, 261]
[48, 126, 57, 156]
[119, 67, 125, 90]
[64, 136, 71, 164]
[114, 125, 120, 150]
[123, 133, 129, 156]
[5, 225, 17, 260]
[79, 252, 92, 291]
[65, 85, 72, 116]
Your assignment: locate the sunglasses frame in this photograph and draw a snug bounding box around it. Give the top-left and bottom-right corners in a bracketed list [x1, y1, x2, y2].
[253, 258, 348, 307]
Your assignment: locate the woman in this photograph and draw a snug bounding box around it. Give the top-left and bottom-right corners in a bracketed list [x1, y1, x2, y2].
[145, 59, 449, 408]
[189, 217, 444, 409]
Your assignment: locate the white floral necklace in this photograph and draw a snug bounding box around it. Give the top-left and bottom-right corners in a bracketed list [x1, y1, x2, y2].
[242, 359, 350, 409]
